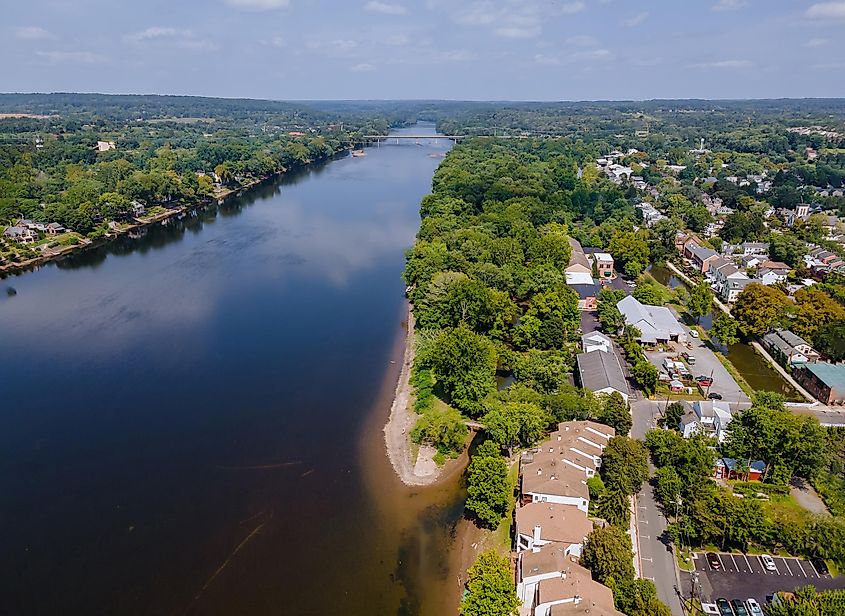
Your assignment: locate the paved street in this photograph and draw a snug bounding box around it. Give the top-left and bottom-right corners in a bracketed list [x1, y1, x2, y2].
[685, 551, 845, 605]
[631, 398, 684, 615]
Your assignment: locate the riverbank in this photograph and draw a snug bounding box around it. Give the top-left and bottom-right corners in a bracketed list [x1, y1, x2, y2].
[383, 302, 471, 487]
[0, 152, 348, 278]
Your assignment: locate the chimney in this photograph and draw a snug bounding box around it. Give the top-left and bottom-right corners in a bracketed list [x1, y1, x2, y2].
[533, 525, 541, 545]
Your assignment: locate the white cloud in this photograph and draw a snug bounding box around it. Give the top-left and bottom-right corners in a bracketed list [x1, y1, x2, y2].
[622, 12, 649, 27]
[806, 2, 845, 19]
[15, 26, 50, 40]
[124, 27, 215, 51]
[385, 34, 410, 45]
[225, 0, 290, 10]
[689, 59, 753, 69]
[36, 50, 104, 64]
[438, 49, 476, 62]
[807, 38, 829, 47]
[364, 1, 407, 15]
[534, 53, 560, 65]
[565, 35, 597, 47]
[330, 39, 359, 51]
[350, 62, 375, 72]
[495, 25, 541, 38]
[712, 0, 747, 11]
[570, 48, 613, 61]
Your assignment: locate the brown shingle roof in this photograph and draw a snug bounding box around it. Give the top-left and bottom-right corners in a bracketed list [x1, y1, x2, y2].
[516, 502, 593, 545]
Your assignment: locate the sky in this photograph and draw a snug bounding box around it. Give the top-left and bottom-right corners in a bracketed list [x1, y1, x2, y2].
[2, 0, 845, 101]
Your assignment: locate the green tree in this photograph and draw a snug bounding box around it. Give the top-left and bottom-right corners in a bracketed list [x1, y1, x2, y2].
[597, 288, 626, 333]
[429, 326, 497, 416]
[609, 231, 650, 279]
[483, 401, 550, 454]
[465, 449, 512, 528]
[411, 407, 469, 456]
[712, 313, 740, 347]
[460, 551, 519, 616]
[660, 401, 685, 430]
[601, 436, 649, 496]
[794, 287, 845, 346]
[732, 283, 789, 337]
[687, 282, 714, 324]
[596, 391, 633, 436]
[613, 579, 673, 616]
[631, 361, 658, 396]
[581, 525, 636, 587]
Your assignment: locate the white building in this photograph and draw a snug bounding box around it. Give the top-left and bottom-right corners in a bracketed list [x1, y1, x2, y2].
[617, 295, 687, 345]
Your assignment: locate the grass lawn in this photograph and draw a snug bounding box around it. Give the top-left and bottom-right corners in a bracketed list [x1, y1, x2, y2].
[677, 546, 696, 572]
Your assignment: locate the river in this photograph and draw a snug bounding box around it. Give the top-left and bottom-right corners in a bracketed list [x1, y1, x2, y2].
[0, 123, 467, 615]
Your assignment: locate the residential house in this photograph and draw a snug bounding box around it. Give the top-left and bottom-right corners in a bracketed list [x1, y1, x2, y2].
[741, 242, 769, 256]
[763, 329, 819, 366]
[3, 226, 37, 244]
[594, 253, 614, 280]
[531, 561, 624, 616]
[686, 242, 720, 273]
[711, 261, 749, 298]
[581, 331, 613, 354]
[785, 204, 811, 227]
[131, 200, 146, 216]
[96, 140, 116, 152]
[576, 349, 629, 402]
[757, 261, 789, 286]
[617, 295, 687, 345]
[520, 421, 615, 510]
[635, 201, 666, 227]
[566, 238, 593, 282]
[678, 400, 733, 443]
[722, 277, 753, 303]
[45, 222, 65, 235]
[571, 283, 599, 311]
[515, 502, 593, 555]
[714, 458, 765, 481]
[795, 362, 845, 404]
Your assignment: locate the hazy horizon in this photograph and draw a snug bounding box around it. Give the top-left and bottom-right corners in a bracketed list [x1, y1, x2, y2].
[3, 0, 845, 101]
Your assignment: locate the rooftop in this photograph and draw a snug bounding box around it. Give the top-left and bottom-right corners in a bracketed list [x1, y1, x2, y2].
[576, 349, 628, 396]
[516, 502, 593, 545]
[803, 363, 845, 391]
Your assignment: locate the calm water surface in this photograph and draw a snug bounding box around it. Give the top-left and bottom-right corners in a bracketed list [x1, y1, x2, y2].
[0, 124, 466, 615]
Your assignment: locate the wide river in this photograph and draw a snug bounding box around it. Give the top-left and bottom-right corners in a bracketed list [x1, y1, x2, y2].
[0, 123, 467, 615]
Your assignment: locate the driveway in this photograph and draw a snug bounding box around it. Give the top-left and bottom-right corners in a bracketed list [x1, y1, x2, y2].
[646, 335, 750, 405]
[684, 551, 845, 604]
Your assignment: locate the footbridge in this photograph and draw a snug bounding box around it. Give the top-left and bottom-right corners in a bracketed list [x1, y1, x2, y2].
[362, 134, 467, 145]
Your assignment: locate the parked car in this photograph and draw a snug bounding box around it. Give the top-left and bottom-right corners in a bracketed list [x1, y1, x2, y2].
[689, 330, 700, 338]
[706, 552, 722, 570]
[746, 598, 763, 616]
[681, 351, 696, 364]
[716, 598, 734, 616]
[731, 599, 749, 616]
[761, 554, 777, 572]
[811, 558, 829, 575]
[708, 392, 723, 400]
[696, 375, 713, 386]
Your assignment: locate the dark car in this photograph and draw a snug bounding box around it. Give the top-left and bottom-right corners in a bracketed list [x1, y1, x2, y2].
[708, 392, 723, 400]
[812, 558, 830, 576]
[731, 599, 749, 616]
[716, 598, 734, 616]
[707, 552, 722, 570]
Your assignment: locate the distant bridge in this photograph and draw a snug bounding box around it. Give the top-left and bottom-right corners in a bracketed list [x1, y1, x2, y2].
[362, 134, 467, 145]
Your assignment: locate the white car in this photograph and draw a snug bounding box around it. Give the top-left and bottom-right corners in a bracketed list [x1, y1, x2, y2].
[761, 554, 777, 572]
[689, 330, 699, 338]
[746, 598, 763, 616]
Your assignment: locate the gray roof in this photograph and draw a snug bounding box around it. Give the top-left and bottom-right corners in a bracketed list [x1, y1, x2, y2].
[725, 278, 753, 291]
[763, 331, 795, 357]
[617, 295, 685, 343]
[776, 328, 811, 349]
[689, 244, 718, 261]
[570, 283, 599, 299]
[576, 350, 628, 396]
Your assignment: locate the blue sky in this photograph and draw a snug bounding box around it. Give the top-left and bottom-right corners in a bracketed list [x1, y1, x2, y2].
[2, 0, 845, 100]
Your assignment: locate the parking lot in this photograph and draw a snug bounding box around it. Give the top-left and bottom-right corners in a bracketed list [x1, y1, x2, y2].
[683, 551, 845, 605]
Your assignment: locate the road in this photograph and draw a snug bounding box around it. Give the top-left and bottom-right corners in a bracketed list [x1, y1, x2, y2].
[632, 398, 685, 615]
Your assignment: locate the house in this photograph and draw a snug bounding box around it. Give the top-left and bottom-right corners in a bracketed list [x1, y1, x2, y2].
[686, 243, 720, 273]
[96, 140, 116, 152]
[582, 331, 613, 354]
[594, 253, 614, 280]
[796, 362, 845, 404]
[679, 400, 733, 443]
[757, 261, 789, 286]
[515, 502, 593, 555]
[714, 458, 765, 481]
[722, 277, 753, 303]
[3, 226, 37, 244]
[131, 200, 146, 216]
[520, 421, 615, 510]
[617, 295, 687, 345]
[711, 261, 749, 299]
[571, 283, 599, 311]
[763, 330, 814, 366]
[576, 349, 629, 402]
[532, 561, 624, 616]
[635, 201, 666, 227]
[566, 238, 593, 280]
[785, 204, 811, 226]
[45, 222, 65, 235]
[767, 329, 820, 366]
[741, 242, 769, 256]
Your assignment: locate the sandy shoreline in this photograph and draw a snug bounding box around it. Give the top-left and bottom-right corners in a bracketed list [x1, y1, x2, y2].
[382, 302, 448, 486]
